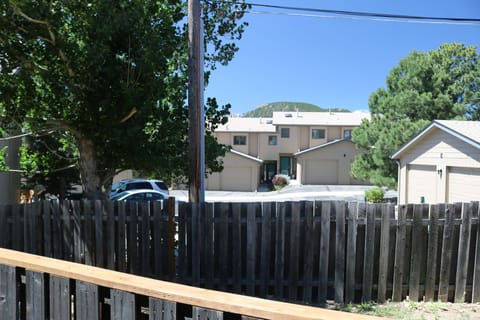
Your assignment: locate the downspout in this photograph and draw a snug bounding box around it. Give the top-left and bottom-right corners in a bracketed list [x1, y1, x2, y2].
[395, 159, 401, 205]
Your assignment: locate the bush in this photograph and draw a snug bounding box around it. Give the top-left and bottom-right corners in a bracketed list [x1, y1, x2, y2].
[272, 174, 290, 190]
[365, 187, 384, 203]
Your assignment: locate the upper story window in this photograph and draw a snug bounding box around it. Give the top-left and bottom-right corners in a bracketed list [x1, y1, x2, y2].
[311, 129, 325, 139]
[268, 135, 278, 145]
[280, 128, 290, 138]
[233, 135, 246, 145]
[344, 129, 352, 140]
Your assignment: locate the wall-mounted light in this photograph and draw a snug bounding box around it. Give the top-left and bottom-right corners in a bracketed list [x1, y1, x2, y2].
[437, 169, 443, 177]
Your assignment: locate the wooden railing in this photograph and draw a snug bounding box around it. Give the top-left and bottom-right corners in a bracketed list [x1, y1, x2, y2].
[0, 248, 385, 320]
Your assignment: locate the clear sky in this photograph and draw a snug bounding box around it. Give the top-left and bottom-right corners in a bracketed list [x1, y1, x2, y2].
[204, 0, 480, 114]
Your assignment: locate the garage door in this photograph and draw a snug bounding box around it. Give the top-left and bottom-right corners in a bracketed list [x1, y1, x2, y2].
[221, 167, 252, 191]
[447, 167, 480, 203]
[304, 160, 338, 184]
[407, 164, 437, 204]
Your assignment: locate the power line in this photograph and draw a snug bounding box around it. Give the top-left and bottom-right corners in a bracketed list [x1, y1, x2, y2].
[205, 0, 480, 26]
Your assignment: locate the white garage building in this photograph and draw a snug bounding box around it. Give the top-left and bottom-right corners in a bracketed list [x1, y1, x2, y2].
[391, 120, 480, 204]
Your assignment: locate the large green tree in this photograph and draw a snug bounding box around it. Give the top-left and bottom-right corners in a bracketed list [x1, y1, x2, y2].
[352, 43, 480, 188]
[0, 0, 249, 198]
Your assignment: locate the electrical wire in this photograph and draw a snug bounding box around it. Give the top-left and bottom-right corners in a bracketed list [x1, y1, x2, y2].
[205, 0, 480, 26]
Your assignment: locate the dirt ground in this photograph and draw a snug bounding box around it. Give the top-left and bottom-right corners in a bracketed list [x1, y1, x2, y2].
[331, 300, 480, 319]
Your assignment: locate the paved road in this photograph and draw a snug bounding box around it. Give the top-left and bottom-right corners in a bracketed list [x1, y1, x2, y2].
[171, 185, 397, 203]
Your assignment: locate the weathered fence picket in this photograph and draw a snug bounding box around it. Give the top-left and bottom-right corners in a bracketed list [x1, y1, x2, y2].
[1, 199, 480, 307]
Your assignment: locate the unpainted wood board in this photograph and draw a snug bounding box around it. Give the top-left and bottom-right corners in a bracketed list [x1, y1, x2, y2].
[50, 276, 70, 320]
[454, 202, 473, 303]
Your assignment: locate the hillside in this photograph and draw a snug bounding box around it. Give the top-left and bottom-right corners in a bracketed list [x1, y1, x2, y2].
[243, 102, 350, 118]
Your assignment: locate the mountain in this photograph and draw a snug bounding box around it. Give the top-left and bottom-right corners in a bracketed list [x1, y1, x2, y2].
[242, 102, 350, 118]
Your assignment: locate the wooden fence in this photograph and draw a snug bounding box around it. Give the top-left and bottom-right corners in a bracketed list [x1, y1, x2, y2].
[0, 248, 382, 320]
[0, 199, 479, 306]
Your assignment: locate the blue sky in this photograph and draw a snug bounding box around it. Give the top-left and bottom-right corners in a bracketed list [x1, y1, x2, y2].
[204, 0, 480, 114]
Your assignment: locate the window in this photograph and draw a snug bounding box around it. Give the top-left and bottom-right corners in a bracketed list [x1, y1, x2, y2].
[311, 129, 325, 139]
[344, 129, 352, 140]
[281, 128, 290, 138]
[233, 135, 246, 145]
[268, 135, 277, 145]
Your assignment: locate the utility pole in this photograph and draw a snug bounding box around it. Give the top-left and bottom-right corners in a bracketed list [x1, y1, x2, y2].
[188, 0, 205, 203]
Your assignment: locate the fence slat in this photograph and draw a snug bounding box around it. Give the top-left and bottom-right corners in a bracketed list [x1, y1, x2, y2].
[247, 203, 258, 296]
[105, 200, 115, 270]
[302, 201, 314, 303]
[317, 201, 330, 304]
[192, 306, 223, 320]
[117, 202, 127, 272]
[0, 264, 16, 319]
[274, 202, 286, 299]
[425, 204, 442, 301]
[50, 276, 70, 320]
[232, 203, 242, 293]
[454, 202, 473, 303]
[334, 201, 346, 304]
[218, 203, 230, 292]
[472, 202, 480, 303]
[149, 297, 176, 320]
[377, 203, 393, 303]
[438, 204, 456, 302]
[392, 205, 408, 301]
[260, 203, 273, 298]
[94, 201, 104, 268]
[141, 202, 152, 276]
[362, 203, 376, 302]
[204, 203, 215, 288]
[26, 270, 45, 320]
[345, 202, 358, 303]
[408, 204, 424, 301]
[42, 201, 52, 257]
[76, 280, 99, 320]
[111, 289, 136, 319]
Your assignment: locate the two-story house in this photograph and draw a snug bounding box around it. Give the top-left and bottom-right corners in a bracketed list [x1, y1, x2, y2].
[207, 111, 370, 191]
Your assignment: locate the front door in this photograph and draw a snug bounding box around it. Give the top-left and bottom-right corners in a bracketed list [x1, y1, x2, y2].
[280, 157, 290, 175]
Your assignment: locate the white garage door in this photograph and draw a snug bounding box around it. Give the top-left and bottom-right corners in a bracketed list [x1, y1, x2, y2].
[407, 164, 437, 204]
[447, 167, 480, 203]
[221, 167, 252, 191]
[304, 160, 338, 184]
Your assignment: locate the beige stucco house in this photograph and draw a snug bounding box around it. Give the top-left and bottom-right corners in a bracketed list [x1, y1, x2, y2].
[391, 120, 480, 204]
[208, 111, 370, 191]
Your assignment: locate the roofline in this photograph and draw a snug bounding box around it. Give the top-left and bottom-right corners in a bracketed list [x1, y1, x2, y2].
[229, 149, 263, 163]
[391, 120, 480, 159]
[294, 139, 353, 156]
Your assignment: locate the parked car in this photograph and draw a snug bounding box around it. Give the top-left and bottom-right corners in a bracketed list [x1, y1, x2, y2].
[109, 189, 168, 202]
[110, 179, 169, 198]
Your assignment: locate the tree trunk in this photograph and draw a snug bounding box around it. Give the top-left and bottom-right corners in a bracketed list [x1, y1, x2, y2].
[77, 136, 103, 200]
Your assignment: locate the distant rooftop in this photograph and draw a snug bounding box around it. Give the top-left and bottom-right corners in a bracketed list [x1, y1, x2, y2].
[272, 111, 370, 126]
[215, 112, 371, 132]
[215, 117, 277, 132]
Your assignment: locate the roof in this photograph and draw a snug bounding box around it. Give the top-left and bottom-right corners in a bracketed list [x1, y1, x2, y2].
[215, 117, 276, 133]
[391, 120, 480, 159]
[294, 139, 353, 156]
[272, 111, 370, 126]
[229, 149, 263, 164]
